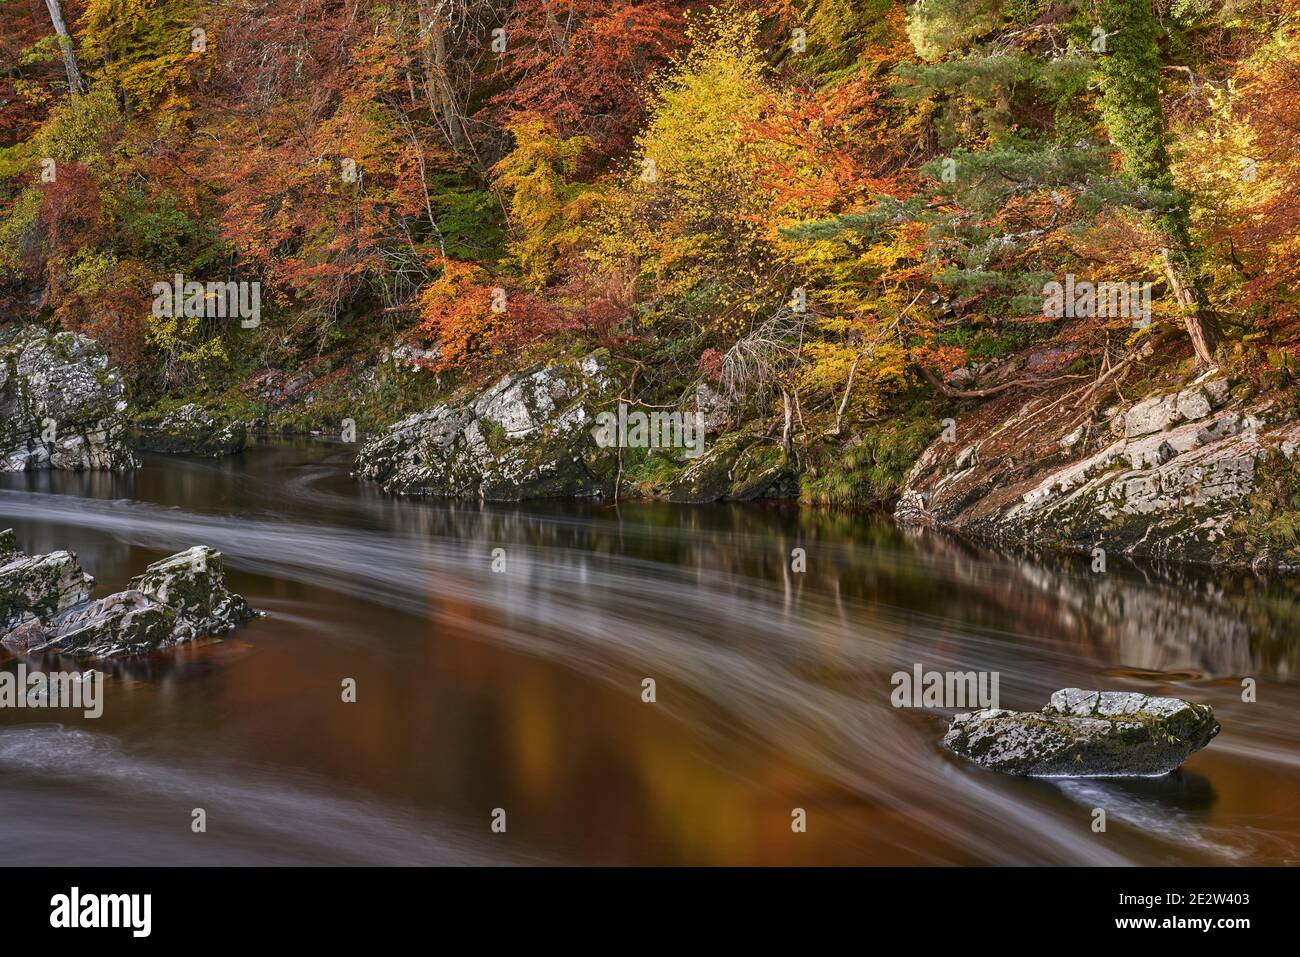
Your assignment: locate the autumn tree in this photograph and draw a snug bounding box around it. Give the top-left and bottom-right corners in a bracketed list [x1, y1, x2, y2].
[486, 0, 687, 160]
[590, 9, 781, 339]
[492, 115, 596, 286]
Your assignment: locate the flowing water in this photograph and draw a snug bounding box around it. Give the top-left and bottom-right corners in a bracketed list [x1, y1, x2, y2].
[1, 440, 1297, 865]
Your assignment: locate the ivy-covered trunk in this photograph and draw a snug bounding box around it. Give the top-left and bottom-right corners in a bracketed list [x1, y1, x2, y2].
[1094, 0, 1219, 367]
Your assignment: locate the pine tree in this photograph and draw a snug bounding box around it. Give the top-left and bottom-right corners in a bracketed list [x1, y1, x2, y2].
[806, 0, 1220, 367]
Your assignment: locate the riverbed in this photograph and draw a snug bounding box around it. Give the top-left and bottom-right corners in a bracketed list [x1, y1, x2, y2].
[1, 439, 1297, 864]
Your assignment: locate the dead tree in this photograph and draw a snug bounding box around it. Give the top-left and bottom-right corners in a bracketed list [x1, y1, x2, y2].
[719, 305, 810, 459]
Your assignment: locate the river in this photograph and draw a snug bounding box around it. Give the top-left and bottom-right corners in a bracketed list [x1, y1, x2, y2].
[1, 439, 1297, 865]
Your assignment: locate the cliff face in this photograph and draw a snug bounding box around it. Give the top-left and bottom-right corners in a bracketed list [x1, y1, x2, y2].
[0, 325, 138, 472]
[896, 362, 1300, 569]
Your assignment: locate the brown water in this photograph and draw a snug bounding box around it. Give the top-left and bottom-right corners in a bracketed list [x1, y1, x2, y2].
[1, 439, 1297, 865]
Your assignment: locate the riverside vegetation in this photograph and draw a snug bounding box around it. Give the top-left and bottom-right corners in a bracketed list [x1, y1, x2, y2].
[2, 0, 1299, 568]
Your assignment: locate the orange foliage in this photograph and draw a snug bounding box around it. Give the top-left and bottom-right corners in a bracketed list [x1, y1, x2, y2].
[417, 258, 560, 369]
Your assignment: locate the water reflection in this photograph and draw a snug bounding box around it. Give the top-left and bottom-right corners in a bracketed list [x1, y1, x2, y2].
[0, 439, 1295, 865]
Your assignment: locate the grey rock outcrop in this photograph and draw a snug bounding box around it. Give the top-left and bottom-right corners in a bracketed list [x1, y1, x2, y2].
[942, 689, 1220, 776]
[0, 325, 138, 471]
[0, 529, 94, 635]
[896, 369, 1300, 566]
[355, 351, 621, 500]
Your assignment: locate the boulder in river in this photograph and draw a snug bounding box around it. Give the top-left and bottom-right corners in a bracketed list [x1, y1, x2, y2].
[0, 534, 256, 659]
[355, 351, 621, 500]
[128, 546, 253, 636]
[942, 688, 1220, 776]
[0, 529, 95, 635]
[0, 325, 138, 471]
[134, 403, 246, 457]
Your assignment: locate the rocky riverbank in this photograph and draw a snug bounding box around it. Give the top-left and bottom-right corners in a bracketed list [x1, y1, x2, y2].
[13, 317, 1298, 571]
[896, 355, 1300, 569]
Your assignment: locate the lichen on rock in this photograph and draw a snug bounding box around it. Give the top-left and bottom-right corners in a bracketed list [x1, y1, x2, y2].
[0, 325, 138, 472]
[354, 351, 622, 500]
[942, 688, 1220, 776]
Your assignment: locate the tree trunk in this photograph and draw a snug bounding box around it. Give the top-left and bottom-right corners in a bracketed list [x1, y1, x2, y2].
[780, 388, 793, 459]
[417, 2, 467, 151]
[1160, 246, 1218, 367]
[44, 0, 85, 95]
[429, 20, 466, 148]
[1095, 0, 1219, 368]
[832, 351, 864, 435]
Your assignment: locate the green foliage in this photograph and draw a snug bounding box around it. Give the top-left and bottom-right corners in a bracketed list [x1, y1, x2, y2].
[906, 0, 1011, 61]
[118, 187, 223, 271]
[801, 410, 941, 508]
[1094, 0, 1174, 191]
[429, 177, 506, 262]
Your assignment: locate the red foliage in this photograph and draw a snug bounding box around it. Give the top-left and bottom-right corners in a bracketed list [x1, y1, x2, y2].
[418, 258, 563, 369]
[486, 1, 689, 161]
[0, 0, 86, 146]
[697, 347, 724, 381]
[554, 266, 637, 344]
[38, 161, 100, 253]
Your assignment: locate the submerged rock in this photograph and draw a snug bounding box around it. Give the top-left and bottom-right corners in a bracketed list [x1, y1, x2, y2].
[355, 351, 621, 500]
[942, 689, 1220, 776]
[0, 325, 138, 472]
[134, 403, 246, 457]
[0, 533, 256, 659]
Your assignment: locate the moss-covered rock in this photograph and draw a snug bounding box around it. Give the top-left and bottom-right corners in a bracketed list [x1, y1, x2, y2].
[0, 532, 94, 634]
[134, 403, 246, 457]
[128, 545, 253, 635]
[354, 351, 623, 500]
[942, 689, 1220, 776]
[1, 537, 256, 659]
[661, 428, 797, 503]
[0, 325, 138, 471]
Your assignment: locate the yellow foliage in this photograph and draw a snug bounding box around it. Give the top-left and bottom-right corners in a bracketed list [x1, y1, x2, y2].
[493, 116, 597, 287]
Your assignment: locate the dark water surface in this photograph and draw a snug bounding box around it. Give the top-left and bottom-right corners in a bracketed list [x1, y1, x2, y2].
[1, 440, 1297, 865]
